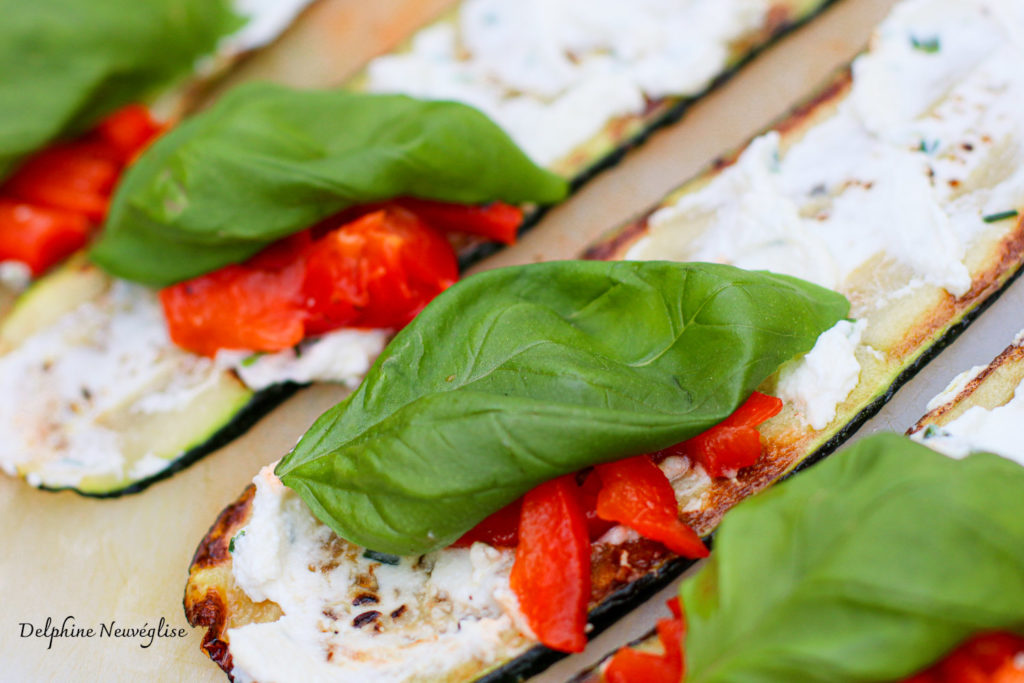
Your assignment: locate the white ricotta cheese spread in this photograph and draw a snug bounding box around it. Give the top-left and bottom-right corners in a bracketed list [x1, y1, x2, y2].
[914, 376, 1024, 465]
[365, 0, 769, 166]
[0, 281, 219, 487]
[925, 363, 987, 411]
[228, 466, 534, 683]
[217, 328, 389, 391]
[627, 0, 1024, 432]
[0, 278, 387, 489]
[776, 320, 867, 430]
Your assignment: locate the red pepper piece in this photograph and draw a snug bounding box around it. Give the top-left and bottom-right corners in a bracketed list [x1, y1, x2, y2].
[901, 632, 1024, 683]
[0, 200, 91, 274]
[935, 633, 1024, 683]
[666, 597, 683, 619]
[4, 143, 120, 221]
[94, 104, 164, 162]
[654, 392, 782, 478]
[994, 661, 1024, 683]
[509, 475, 590, 653]
[719, 391, 784, 429]
[397, 197, 523, 245]
[160, 238, 309, 356]
[605, 598, 686, 683]
[452, 498, 522, 548]
[302, 207, 458, 333]
[656, 615, 685, 674]
[604, 648, 680, 683]
[958, 633, 1024, 675]
[577, 469, 618, 541]
[595, 455, 708, 558]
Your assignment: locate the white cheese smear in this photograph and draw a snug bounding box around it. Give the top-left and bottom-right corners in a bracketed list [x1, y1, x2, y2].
[216, 329, 389, 391]
[628, 0, 1024, 430]
[777, 320, 867, 430]
[366, 0, 769, 166]
[0, 278, 387, 489]
[914, 376, 1024, 465]
[0, 281, 218, 488]
[228, 467, 534, 683]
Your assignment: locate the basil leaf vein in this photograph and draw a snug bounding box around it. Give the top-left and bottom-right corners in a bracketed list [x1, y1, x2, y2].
[276, 261, 848, 555]
[682, 433, 1024, 683]
[91, 84, 569, 285]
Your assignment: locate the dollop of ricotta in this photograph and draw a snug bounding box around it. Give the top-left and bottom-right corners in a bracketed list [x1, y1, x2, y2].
[777, 320, 867, 431]
[228, 467, 534, 683]
[366, 0, 769, 166]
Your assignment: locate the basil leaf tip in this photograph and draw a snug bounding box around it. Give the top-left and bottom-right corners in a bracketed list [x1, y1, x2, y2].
[275, 260, 849, 555]
[90, 84, 569, 286]
[681, 433, 1024, 683]
[0, 0, 242, 179]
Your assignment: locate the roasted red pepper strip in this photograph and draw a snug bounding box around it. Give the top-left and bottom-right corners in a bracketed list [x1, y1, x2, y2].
[509, 475, 590, 653]
[605, 599, 686, 683]
[4, 142, 119, 221]
[160, 234, 310, 356]
[452, 498, 522, 548]
[604, 648, 679, 683]
[0, 104, 162, 274]
[302, 206, 457, 333]
[903, 633, 1024, 683]
[0, 200, 91, 275]
[162, 207, 459, 355]
[595, 455, 708, 558]
[94, 104, 164, 162]
[397, 197, 523, 245]
[577, 468, 618, 541]
[654, 392, 783, 477]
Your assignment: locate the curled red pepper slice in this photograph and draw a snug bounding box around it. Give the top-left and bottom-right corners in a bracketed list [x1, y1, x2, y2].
[595, 455, 708, 559]
[509, 475, 590, 653]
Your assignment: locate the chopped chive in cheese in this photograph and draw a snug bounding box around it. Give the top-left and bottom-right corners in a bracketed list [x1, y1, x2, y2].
[983, 210, 1020, 223]
[910, 34, 941, 53]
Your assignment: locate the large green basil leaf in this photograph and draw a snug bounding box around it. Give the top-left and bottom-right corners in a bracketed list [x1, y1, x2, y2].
[0, 0, 241, 178]
[90, 84, 569, 286]
[276, 261, 848, 555]
[682, 433, 1024, 683]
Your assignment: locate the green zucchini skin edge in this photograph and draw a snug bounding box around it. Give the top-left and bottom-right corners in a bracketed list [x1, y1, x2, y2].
[457, 0, 843, 271]
[553, 261, 1024, 683]
[38, 382, 302, 499]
